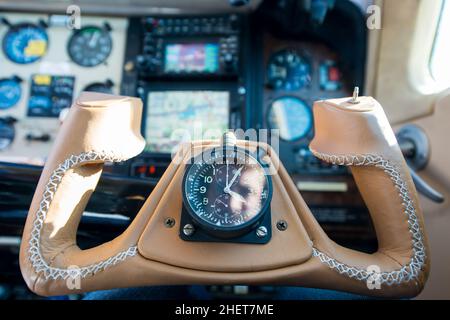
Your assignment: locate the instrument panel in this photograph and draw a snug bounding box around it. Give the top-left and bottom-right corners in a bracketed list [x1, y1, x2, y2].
[263, 37, 351, 175]
[257, 24, 371, 249]
[0, 13, 127, 161]
[0, 6, 374, 252]
[129, 14, 245, 160]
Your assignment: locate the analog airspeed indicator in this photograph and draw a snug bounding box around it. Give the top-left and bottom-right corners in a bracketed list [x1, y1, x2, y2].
[182, 147, 272, 238]
[2, 23, 48, 64]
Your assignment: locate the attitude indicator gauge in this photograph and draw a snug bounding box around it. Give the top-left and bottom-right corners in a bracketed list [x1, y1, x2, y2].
[267, 96, 312, 141]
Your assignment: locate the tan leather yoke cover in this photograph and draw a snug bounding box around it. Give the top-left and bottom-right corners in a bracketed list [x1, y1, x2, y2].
[19, 92, 429, 298]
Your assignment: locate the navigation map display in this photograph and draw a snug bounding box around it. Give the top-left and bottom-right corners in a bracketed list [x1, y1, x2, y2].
[145, 91, 229, 153]
[164, 43, 219, 73]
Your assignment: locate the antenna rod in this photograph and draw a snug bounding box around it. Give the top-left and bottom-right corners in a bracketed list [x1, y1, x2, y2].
[349, 86, 360, 104]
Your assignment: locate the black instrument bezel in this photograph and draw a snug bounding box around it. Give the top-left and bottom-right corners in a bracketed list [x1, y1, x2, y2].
[67, 24, 113, 68]
[180, 145, 273, 242]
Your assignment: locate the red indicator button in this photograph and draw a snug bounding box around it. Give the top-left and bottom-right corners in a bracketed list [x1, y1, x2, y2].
[328, 67, 340, 81]
[328, 67, 340, 82]
[136, 166, 147, 174]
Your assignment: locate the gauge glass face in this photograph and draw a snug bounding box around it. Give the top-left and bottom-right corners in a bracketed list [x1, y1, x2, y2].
[0, 79, 21, 109]
[83, 82, 113, 94]
[267, 49, 311, 91]
[268, 97, 312, 141]
[68, 26, 112, 67]
[0, 121, 14, 150]
[3, 24, 48, 64]
[184, 149, 271, 229]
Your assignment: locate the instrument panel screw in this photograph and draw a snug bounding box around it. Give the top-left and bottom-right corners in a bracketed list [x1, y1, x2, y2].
[164, 217, 175, 228]
[256, 226, 268, 238]
[124, 60, 135, 72]
[276, 220, 288, 231]
[183, 224, 195, 236]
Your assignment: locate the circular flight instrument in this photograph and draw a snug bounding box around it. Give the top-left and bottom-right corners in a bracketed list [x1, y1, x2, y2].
[2, 23, 48, 64]
[68, 26, 112, 67]
[0, 118, 15, 151]
[183, 147, 272, 238]
[267, 49, 311, 91]
[267, 96, 312, 141]
[83, 80, 114, 94]
[0, 77, 22, 110]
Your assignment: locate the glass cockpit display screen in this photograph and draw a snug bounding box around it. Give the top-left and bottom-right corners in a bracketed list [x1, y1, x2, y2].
[145, 91, 229, 153]
[164, 43, 219, 73]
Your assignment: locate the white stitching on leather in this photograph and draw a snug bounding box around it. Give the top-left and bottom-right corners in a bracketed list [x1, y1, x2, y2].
[28, 151, 138, 280]
[310, 149, 426, 286]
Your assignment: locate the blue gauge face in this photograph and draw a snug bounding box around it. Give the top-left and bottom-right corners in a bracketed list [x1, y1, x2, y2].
[0, 79, 21, 110]
[267, 49, 311, 91]
[268, 97, 312, 141]
[0, 120, 15, 151]
[3, 23, 48, 64]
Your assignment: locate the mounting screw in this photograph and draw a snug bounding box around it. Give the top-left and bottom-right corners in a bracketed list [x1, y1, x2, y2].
[256, 226, 268, 238]
[183, 224, 195, 236]
[164, 217, 175, 228]
[276, 220, 288, 231]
